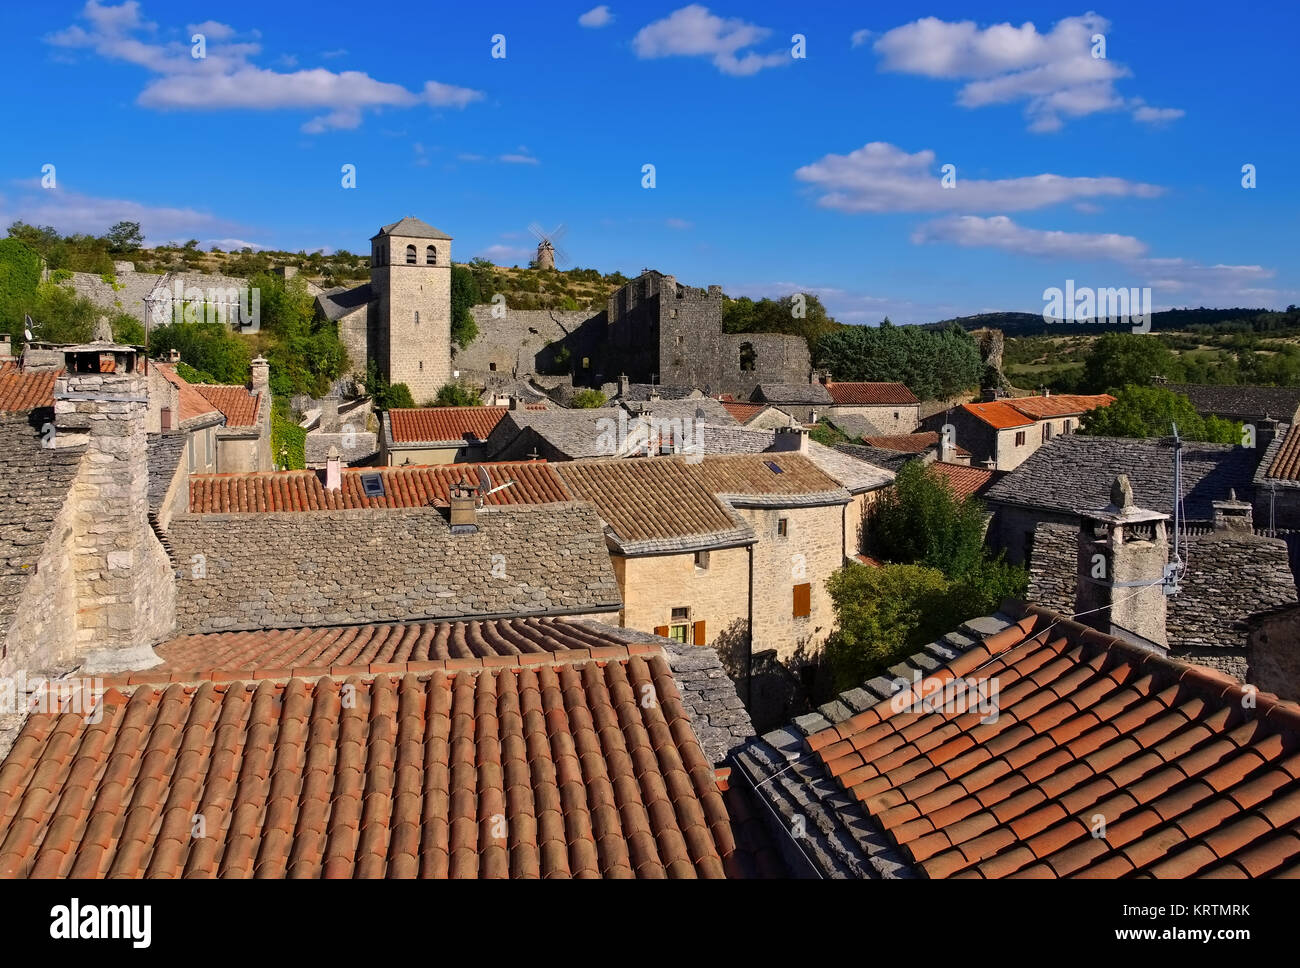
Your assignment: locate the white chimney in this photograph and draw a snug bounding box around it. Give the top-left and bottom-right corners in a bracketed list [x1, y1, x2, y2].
[772, 426, 809, 454]
[325, 444, 342, 490]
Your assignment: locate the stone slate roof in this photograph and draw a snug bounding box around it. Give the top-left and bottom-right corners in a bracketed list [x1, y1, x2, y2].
[0, 414, 83, 646]
[620, 383, 701, 402]
[167, 503, 621, 633]
[486, 408, 630, 460]
[304, 431, 379, 466]
[1167, 384, 1300, 423]
[623, 396, 736, 425]
[834, 443, 915, 474]
[735, 602, 1300, 878]
[315, 283, 372, 321]
[698, 425, 894, 493]
[823, 412, 884, 439]
[0, 636, 765, 878]
[145, 432, 188, 512]
[983, 434, 1257, 519]
[754, 383, 833, 406]
[373, 216, 452, 240]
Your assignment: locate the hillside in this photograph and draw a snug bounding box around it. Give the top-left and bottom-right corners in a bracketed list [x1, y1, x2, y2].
[927, 307, 1294, 337]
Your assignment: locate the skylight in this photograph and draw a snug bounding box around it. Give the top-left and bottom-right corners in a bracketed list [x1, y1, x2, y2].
[360, 473, 385, 497]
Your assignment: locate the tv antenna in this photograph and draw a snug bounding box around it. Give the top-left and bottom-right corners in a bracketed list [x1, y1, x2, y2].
[1164, 422, 1186, 596]
[475, 465, 516, 498]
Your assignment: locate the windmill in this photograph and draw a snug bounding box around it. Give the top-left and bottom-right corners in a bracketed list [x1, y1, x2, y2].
[528, 223, 569, 270]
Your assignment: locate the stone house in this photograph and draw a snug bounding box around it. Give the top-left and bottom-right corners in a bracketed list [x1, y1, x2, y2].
[820, 380, 920, 436]
[1166, 382, 1300, 426]
[922, 393, 1115, 471]
[380, 405, 514, 465]
[1252, 411, 1300, 530]
[751, 382, 833, 424]
[303, 395, 379, 469]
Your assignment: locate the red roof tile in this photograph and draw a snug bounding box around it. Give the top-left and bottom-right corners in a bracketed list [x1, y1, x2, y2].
[0, 362, 58, 412]
[863, 431, 970, 457]
[189, 462, 568, 512]
[389, 406, 508, 444]
[929, 461, 999, 499]
[963, 401, 1036, 430]
[0, 648, 744, 878]
[721, 401, 767, 424]
[806, 604, 1300, 878]
[826, 382, 919, 406]
[1266, 406, 1300, 481]
[194, 383, 261, 427]
[1007, 394, 1115, 420]
[153, 362, 222, 424]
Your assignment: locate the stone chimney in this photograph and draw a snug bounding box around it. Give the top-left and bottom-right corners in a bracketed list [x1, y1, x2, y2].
[1212, 489, 1253, 532]
[53, 342, 174, 672]
[250, 354, 270, 396]
[168, 347, 181, 363]
[0, 335, 12, 363]
[771, 425, 810, 454]
[618, 373, 630, 398]
[1075, 475, 1170, 647]
[448, 476, 479, 534]
[320, 395, 341, 435]
[325, 444, 342, 491]
[648, 389, 661, 403]
[939, 434, 958, 464]
[1258, 416, 1279, 455]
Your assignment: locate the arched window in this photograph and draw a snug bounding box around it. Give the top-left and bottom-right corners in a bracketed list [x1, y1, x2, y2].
[405, 244, 417, 265]
[426, 245, 437, 265]
[739, 341, 756, 371]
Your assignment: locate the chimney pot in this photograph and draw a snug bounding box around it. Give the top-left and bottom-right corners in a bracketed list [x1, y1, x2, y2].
[325, 445, 342, 490]
[168, 347, 181, 363]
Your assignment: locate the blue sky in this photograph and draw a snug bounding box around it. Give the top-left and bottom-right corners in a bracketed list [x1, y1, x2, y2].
[2, 1, 1297, 323]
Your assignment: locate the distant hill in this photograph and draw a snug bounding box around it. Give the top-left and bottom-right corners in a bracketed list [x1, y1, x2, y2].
[924, 307, 1290, 336]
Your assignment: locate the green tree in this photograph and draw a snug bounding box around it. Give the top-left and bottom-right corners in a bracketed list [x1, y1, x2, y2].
[433, 383, 481, 407]
[365, 359, 416, 410]
[105, 221, 144, 252]
[0, 237, 42, 341]
[147, 321, 251, 384]
[815, 321, 982, 400]
[570, 389, 607, 408]
[867, 460, 991, 579]
[28, 282, 98, 343]
[823, 564, 954, 690]
[450, 265, 480, 348]
[1081, 333, 1182, 391]
[1080, 385, 1243, 443]
[722, 292, 839, 357]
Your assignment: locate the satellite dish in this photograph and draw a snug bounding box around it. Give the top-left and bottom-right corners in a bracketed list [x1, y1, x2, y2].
[23, 314, 34, 342]
[476, 465, 491, 494]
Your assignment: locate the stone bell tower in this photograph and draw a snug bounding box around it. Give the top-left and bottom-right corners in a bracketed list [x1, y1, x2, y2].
[370, 216, 452, 403]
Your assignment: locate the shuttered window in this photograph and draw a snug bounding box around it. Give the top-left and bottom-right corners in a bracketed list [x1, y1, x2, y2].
[654, 625, 669, 638]
[793, 583, 811, 618]
[692, 621, 706, 645]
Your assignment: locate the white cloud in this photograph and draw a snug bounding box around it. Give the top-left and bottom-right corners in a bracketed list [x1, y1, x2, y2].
[1132, 103, 1185, 124]
[579, 6, 614, 28]
[186, 20, 235, 41]
[633, 5, 789, 76]
[320, 48, 348, 59]
[500, 153, 540, 165]
[871, 14, 1181, 132]
[912, 214, 1148, 261]
[795, 142, 1163, 213]
[666, 217, 693, 230]
[206, 237, 267, 251]
[0, 182, 248, 246]
[850, 29, 872, 48]
[47, 1, 482, 132]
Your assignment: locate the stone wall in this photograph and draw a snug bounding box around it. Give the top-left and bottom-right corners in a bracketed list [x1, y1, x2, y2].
[1, 481, 80, 677]
[455, 307, 596, 387]
[828, 404, 919, 437]
[166, 503, 621, 633]
[616, 546, 751, 649]
[1026, 521, 1077, 613]
[337, 305, 369, 386]
[1247, 605, 1300, 700]
[742, 503, 843, 661]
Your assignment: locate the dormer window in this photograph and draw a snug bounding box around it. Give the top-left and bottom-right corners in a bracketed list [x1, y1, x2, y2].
[406, 244, 417, 265]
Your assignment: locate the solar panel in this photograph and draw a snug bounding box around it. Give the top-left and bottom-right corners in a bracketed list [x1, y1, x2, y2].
[360, 473, 385, 497]
[764, 461, 783, 474]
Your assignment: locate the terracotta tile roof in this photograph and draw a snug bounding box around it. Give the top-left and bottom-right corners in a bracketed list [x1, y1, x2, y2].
[929, 461, 999, 499]
[963, 401, 1036, 430]
[189, 462, 568, 512]
[788, 603, 1300, 878]
[863, 431, 970, 457]
[721, 401, 767, 424]
[1265, 413, 1300, 482]
[0, 362, 58, 412]
[0, 647, 748, 878]
[1006, 393, 1115, 420]
[152, 363, 221, 424]
[149, 615, 642, 681]
[195, 383, 261, 428]
[826, 382, 919, 406]
[389, 406, 508, 445]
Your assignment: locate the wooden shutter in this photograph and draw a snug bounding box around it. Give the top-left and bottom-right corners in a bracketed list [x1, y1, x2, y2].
[654, 625, 670, 638]
[793, 583, 812, 618]
[692, 621, 706, 645]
